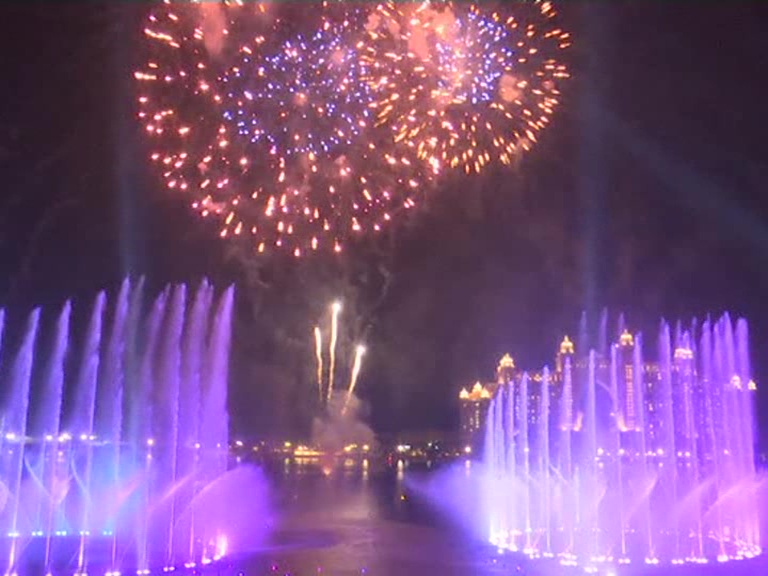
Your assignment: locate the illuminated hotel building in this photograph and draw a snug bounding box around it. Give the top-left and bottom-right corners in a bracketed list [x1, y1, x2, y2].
[459, 325, 758, 455]
[617, 329, 638, 431]
[458, 381, 496, 449]
[497, 353, 516, 384]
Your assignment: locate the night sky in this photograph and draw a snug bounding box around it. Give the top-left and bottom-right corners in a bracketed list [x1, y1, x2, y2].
[0, 3, 767, 442]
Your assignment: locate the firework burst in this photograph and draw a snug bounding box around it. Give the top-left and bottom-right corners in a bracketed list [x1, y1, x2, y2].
[136, 2, 435, 257]
[362, 1, 571, 174]
[213, 12, 435, 256]
[136, 1, 570, 256]
[135, 1, 277, 242]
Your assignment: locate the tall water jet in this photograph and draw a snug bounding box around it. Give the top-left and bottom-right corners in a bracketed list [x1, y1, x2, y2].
[156, 285, 186, 566]
[37, 302, 71, 574]
[134, 289, 169, 573]
[485, 313, 761, 571]
[74, 292, 106, 576]
[4, 309, 41, 575]
[97, 279, 129, 570]
[177, 281, 211, 561]
[0, 279, 237, 575]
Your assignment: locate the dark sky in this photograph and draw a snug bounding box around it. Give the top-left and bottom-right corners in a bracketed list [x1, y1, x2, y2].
[0, 2, 767, 442]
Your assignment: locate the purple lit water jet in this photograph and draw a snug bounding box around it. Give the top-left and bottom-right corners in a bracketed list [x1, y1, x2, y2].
[483, 314, 761, 571]
[0, 279, 238, 575]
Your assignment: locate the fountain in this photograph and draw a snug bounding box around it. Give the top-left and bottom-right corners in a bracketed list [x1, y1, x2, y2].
[484, 313, 762, 571]
[0, 278, 235, 575]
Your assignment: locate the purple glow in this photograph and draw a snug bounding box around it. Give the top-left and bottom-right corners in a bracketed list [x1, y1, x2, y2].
[0, 279, 254, 575]
[483, 314, 761, 570]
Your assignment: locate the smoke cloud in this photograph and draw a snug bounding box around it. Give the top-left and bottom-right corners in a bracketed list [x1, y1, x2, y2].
[311, 393, 375, 456]
[198, 3, 227, 58]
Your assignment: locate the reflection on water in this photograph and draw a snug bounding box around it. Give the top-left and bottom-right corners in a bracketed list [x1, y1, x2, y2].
[221, 460, 519, 576]
[215, 460, 767, 576]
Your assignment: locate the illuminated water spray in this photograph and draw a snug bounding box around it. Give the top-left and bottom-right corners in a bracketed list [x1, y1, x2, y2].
[0, 279, 235, 575]
[483, 313, 761, 571]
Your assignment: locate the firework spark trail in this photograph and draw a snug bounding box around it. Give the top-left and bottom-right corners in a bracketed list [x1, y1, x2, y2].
[327, 301, 341, 403]
[136, 2, 435, 257]
[136, 1, 569, 256]
[361, 1, 570, 175]
[314, 326, 324, 402]
[342, 344, 366, 416]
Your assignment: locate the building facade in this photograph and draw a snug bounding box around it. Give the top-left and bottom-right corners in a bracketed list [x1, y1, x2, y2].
[459, 381, 496, 450]
[459, 326, 757, 456]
